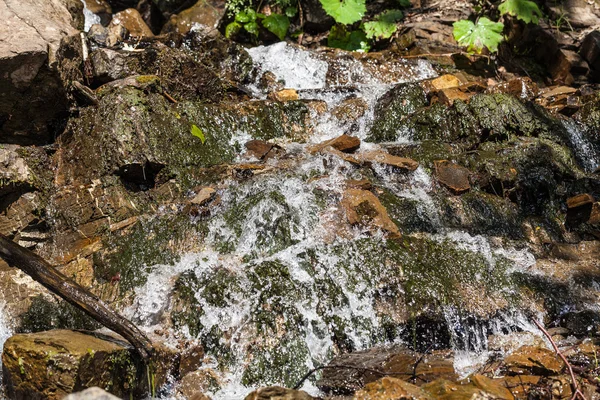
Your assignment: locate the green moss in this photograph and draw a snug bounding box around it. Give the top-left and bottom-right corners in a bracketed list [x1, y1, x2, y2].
[93, 214, 193, 293]
[18, 295, 101, 333]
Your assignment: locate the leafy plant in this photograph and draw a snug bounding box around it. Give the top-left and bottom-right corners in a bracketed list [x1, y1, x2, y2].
[328, 24, 370, 51]
[263, 14, 291, 40]
[226, 8, 291, 40]
[453, 17, 504, 54]
[498, 0, 542, 24]
[191, 124, 206, 144]
[320, 0, 366, 24]
[363, 9, 404, 39]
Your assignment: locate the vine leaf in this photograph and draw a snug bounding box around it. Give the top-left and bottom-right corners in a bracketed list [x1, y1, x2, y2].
[191, 124, 206, 144]
[328, 24, 370, 51]
[262, 14, 290, 40]
[320, 0, 366, 24]
[363, 9, 404, 39]
[498, 0, 542, 24]
[452, 17, 504, 54]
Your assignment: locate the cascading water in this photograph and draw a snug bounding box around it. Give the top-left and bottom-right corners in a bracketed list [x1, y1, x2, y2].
[118, 43, 577, 398]
[562, 119, 600, 173]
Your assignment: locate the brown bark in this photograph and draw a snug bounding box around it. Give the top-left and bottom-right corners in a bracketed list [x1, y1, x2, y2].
[0, 234, 153, 362]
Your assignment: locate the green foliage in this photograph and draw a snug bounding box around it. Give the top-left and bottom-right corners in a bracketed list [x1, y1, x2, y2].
[263, 14, 291, 40]
[191, 124, 206, 144]
[498, 0, 542, 24]
[320, 0, 366, 24]
[363, 9, 404, 39]
[328, 24, 370, 51]
[397, 0, 411, 7]
[453, 17, 504, 54]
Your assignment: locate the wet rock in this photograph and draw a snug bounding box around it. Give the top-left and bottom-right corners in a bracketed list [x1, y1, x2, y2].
[64, 387, 121, 400]
[547, 0, 600, 28]
[178, 369, 220, 399]
[560, 310, 600, 336]
[421, 379, 485, 400]
[268, 89, 299, 102]
[58, 87, 310, 185]
[429, 74, 461, 90]
[162, 0, 225, 35]
[0, 0, 78, 144]
[434, 160, 471, 194]
[470, 374, 514, 400]
[244, 386, 316, 400]
[190, 187, 216, 206]
[2, 330, 148, 400]
[317, 347, 456, 394]
[566, 193, 595, 227]
[245, 140, 278, 160]
[323, 147, 418, 171]
[436, 87, 471, 106]
[503, 345, 563, 375]
[108, 8, 154, 38]
[355, 377, 433, 400]
[487, 77, 539, 100]
[341, 188, 401, 238]
[310, 134, 361, 154]
[368, 83, 428, 142]
[331, 97, 369, 125]
[580, 30, 600, 82]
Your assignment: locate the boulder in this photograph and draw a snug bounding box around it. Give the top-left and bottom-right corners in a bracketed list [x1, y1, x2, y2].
[2, 330, 148, 400]
[0, 0, 79, 144]
[267, 89, 299, 102]
[63, 387, 120, 400]
[245, 140, 277, 160]
[83, 0, 113, 25]
[161, 0, 225, 35]
[341, 188, 401, 238]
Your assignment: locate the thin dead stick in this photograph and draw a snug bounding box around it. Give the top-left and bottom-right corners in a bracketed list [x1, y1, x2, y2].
[532, 319, 587, 400]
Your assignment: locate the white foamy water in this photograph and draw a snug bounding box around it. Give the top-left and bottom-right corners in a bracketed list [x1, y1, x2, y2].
[80, 0, 101, 32]
[563, 119, 600, 172]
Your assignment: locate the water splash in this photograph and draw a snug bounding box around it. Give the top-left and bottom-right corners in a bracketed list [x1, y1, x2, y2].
[80, 0, 101, 32]
[562, 119, 600, 172]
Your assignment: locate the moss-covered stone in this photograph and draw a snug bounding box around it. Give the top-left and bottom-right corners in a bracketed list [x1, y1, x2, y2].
[60, 87, 310, 187]
[18, 295, 101, 333]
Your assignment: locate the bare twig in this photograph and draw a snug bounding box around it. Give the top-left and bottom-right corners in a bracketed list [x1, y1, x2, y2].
[297, 0, 304, 45]
[163, 91, 178, 103]
[292, 364, 390, 390]
[532, 319, 587, 400]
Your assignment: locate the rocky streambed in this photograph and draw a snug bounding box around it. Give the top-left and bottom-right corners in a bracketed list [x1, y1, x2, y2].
[1, 0, 600, 399]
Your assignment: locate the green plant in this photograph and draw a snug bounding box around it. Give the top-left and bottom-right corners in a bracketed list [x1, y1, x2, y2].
[191, 124, 206, 144]
[452, 0, 542, 54]
[226, 8, 292, 40]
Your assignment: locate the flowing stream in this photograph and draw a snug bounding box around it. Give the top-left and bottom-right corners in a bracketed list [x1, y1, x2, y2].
[114, 43, 563, 399]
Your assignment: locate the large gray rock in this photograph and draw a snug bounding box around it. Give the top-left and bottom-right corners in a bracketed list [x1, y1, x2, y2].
[0, 0, 80, 144]
[64, 387, 120, 400]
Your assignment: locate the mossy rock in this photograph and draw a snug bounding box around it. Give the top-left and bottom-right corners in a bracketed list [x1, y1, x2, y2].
[18, 295, 101, 334]
[61, 87, 310, 186]
[367, 93, 568, 145]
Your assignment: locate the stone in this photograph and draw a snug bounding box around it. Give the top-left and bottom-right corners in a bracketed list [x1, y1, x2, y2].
[434, 160, 471, 194]
[437, 87, 471, 106]
[268, 89, 299, 102]
[178, 369, 220, 399]
[470, 374, 514, 400]
[566, 193, 595, 227]
[64, 387, 121, 400]
[322, 147, 419, 171]
[580, 30, 600, 82]
[108, 8, 154, 38]
[504, 345, 563, 375]
[429, 74, 461, 90]
[244, 386, 316, 400]
[0, 0, 78, 144]
[2, 330, 148, 400]
[421, 379, 484, 400]
[190, 187, 216, 206]
[317, 347, 457, 394]
[331, 97, 369, 126]
[548, 0, 600, 28]
[245, 140, 276, 160]
[341, 188, 401, 238]
[310, 134, 361, 154]
[161, 0, 225, 35]
[488, 77, 538, 100]
[354, 377, 433, 400]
